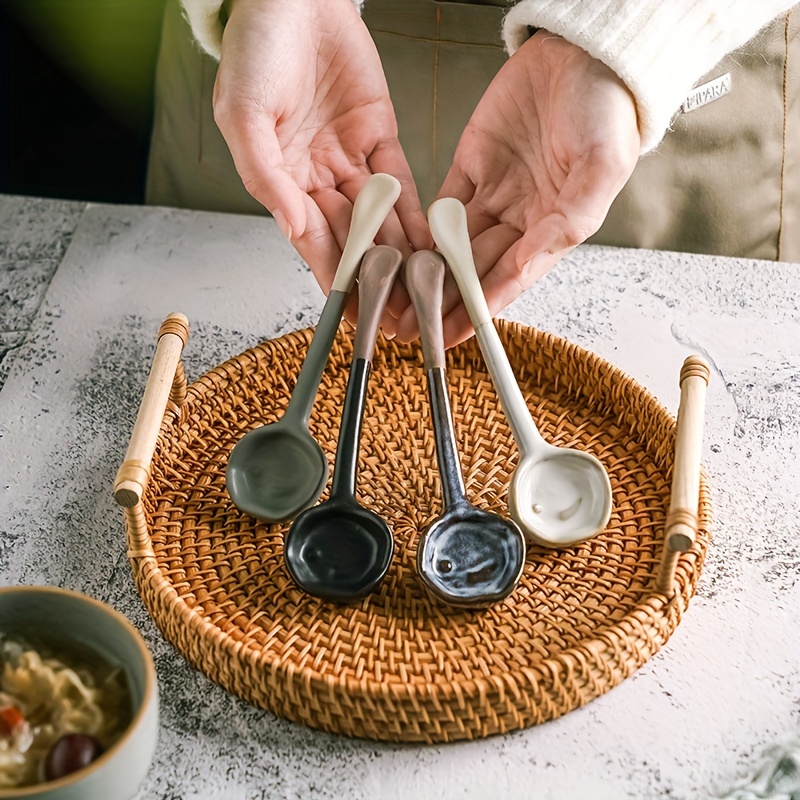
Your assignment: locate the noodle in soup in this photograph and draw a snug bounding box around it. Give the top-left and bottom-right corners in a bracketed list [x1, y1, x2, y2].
[0, 636, 130, 788]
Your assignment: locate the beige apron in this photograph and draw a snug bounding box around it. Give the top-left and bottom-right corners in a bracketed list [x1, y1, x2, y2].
[146, 0, 800, 262]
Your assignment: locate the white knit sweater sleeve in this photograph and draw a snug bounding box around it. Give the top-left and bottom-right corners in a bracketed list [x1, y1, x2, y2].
[180, 0, 364, 61]
[181, 0, 226, 59]
[503, 1, 796, 152]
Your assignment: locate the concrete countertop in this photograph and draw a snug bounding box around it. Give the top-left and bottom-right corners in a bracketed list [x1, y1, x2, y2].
[0, 195, 798, 800]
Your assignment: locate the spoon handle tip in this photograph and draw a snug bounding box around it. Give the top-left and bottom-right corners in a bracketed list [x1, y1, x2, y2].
[428, 198, 493, 329]
[331, 174, 402, 294]
[406, 250, 446, 370]
[352, 245, 403, 362]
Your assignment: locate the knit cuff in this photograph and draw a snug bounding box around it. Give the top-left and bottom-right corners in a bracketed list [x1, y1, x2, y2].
[180, 0, 365, 61]
[180, 0, 225, 59]
[502, 0, 794, 152]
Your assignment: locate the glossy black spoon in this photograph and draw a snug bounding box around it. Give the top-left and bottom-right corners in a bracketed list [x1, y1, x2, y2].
[406, 250, 526, 608]
[284, 245, 403, 602]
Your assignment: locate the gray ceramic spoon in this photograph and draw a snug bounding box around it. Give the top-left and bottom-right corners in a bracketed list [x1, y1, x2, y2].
[428, 198, 613, 548]
[284, 245, 403, 602]
[406, 250, 526, 608]
[226, 174, 401, 522]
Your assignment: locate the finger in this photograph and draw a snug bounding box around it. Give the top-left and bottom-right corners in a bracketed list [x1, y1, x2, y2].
[334, 171, 412, 322]
[343, 287, 400, 339]
[344, 292, 359, 329]
[383, 276, 411, 326]
[310, 188, 353, 254]
[215, 104, 350, 295]
[395, 222, 519, 343]
[437, 160, 476, 207]
[441, 223, 521, 316]
[215, 105, 309, 236]
[440, 239, 572, 349]
[383, 278, 414, 340]
[310, 174, 409, 302]
[290, 194, 345, 295]
[440, 243, 526, 348]
[337, 172, 412, 257]
[379, 309, 398, 340]
[369, 140, 433, 251]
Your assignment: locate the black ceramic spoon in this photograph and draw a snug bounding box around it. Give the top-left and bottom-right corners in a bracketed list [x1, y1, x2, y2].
[284, 245, 403, 602]
[406, 250, 526, 608]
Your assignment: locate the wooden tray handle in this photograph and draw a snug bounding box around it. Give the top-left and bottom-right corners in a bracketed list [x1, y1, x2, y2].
[656, 355, 710, 595]
[113, 313, 189, 508]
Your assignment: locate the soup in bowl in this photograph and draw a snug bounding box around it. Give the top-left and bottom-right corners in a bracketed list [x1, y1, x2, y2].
[0, 586, 158, 800]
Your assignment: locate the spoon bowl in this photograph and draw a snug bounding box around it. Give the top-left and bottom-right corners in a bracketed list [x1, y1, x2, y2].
[509, 447, 612, 547]
[285, 499, 393, 601]
[226, 420, 328, 522]
[417, 503, 526, 608]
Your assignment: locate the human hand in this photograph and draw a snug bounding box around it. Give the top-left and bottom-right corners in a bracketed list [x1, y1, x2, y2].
[213, 0, 432, 330]
[396, 30, 640, 347]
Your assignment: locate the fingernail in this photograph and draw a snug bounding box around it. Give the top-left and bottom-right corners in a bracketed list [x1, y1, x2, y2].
[272, 209, 294, 241]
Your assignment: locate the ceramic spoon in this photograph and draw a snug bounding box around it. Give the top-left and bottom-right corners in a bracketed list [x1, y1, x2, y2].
[284, 245, 403, 602]
[226, 173, 401, 522]
[407, 251, 526, 608]
[428, 198, 613, 548]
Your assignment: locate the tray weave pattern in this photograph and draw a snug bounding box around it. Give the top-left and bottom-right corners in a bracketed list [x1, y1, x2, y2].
[127, 320, 711, 743]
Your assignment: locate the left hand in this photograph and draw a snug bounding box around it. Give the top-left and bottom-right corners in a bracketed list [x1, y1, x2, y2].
[396, 30, 641, 347]
[213, 0, 431, 332]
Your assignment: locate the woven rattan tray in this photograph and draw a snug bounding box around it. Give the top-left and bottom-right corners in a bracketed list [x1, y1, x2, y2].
[114, 314, 711, 743]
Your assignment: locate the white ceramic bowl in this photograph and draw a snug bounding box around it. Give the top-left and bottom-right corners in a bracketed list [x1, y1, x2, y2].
[0, 585, 158, 800]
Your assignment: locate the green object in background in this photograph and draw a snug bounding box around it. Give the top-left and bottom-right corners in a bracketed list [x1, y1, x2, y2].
[6, 0, 166, 128]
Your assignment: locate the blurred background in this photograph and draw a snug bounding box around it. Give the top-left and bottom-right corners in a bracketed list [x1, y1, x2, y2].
[0, 0, 166, 204]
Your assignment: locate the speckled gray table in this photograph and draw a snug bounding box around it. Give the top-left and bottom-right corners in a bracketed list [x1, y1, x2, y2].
[1, 195, 799, 800]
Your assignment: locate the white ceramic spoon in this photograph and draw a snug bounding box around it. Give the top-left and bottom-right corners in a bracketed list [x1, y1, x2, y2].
[428, 197, 613, 548]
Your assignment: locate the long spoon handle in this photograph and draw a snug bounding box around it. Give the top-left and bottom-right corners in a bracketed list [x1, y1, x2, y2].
[428, 198, 545, 458]
[666, 356, 711, 551]
[406, 250, 447, 370]
[284, 173, 401, 427]
[331, 246, 403, 498]
[406, 250, 467, 508]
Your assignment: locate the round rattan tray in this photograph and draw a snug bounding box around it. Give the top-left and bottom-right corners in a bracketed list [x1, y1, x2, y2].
[117, 317, 711, 743]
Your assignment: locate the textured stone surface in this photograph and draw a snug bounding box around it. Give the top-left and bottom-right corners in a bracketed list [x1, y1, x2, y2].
[0, 195, 86, 388]
[0, 197, 798, 800]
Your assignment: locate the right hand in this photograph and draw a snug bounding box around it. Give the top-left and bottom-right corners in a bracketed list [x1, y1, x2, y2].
[395, 31, 640, 347]
[213, 0, 432, 328]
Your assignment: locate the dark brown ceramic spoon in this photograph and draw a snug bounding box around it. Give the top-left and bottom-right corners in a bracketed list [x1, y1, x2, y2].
[284, 245, 403, 602]
[406, 250, 526, 608]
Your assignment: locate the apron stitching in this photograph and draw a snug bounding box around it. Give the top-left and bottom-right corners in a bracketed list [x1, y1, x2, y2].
[199, 58, 208, 165]
[368, 28, 502, 50]
[433, 6, 441, 182]
[777, 10, 792, 261]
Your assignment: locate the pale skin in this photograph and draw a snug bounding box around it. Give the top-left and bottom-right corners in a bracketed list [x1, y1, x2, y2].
[213, 0, 431, 331]
[214, 0, 641, 347]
